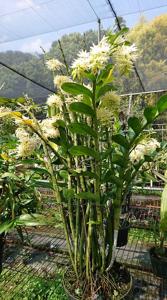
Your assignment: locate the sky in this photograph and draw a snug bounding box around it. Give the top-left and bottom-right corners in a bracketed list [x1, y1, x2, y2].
[0, 0, 166, 53]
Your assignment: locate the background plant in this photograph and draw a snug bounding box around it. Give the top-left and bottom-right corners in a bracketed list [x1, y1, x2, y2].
[0, 268, 67, 300]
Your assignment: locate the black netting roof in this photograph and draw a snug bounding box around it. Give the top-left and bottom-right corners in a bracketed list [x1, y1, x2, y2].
[0, 0, 166, 43]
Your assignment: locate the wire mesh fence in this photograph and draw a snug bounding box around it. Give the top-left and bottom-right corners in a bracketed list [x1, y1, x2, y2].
[0, 192, 167, 299]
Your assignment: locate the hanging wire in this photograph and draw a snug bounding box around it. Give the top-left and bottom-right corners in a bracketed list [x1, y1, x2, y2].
[0, 1, 166, 45]
[106, 0, 145, 92]
[0, 61, 55, 93]
[0, 0, 58, 18]
[86, 0, 99, 20]
[24, 0, 57, 32]
[0, 0, 167, 19]
[85, 0, 102, 42]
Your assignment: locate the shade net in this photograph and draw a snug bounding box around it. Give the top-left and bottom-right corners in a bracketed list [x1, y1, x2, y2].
[0, 0, 167, 103]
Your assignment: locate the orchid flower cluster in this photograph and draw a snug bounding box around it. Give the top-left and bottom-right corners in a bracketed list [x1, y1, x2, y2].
[9, 34, 159, 167]
[45, 36, 138, 81]
[130, 138, 160, 163]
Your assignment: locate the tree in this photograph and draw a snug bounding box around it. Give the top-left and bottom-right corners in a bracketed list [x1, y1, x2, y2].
[127, 14, 167, 92]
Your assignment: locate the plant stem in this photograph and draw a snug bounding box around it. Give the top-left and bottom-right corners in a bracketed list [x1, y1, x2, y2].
[67, 158, 76, 242]
[92, 80, 105, 272]
[22, 106, 77, 276]
[58, 39, 70, 75]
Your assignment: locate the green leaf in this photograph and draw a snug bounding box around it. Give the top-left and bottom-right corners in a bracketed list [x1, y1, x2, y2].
[0, 97, 25, 105]
[0, 111, 22, 119]
[82, 95, 92, 107]
[128, 117, 142, 134]
[0, 220, 15, 234]
[103, 170, 122, 186]
[102, 68, 113, 84]
[83, 71, 96, 82]
[0, 97, 12, 105]
[30, 167, 50, 175]
[17, 97, 26, 104]
[63, 188, 75, 199]
[69, 102, 95, 117]
[112, 154, 125, 167]
[16, 214, 48, 226]
[34, 180, 53, 189]
[144, 106, 158, 123]
[18, 159, 41, 165]
[123, 169, 132, 182]
[157, 94, 167, 113]
[59, 170, 68, 180]
[97, 64, 113, 83]
[76, 191, 100, 201]
[96, 84, 116, 99]
[107, 28, 129, 44]
[144, 172, 156, 181]
[61, 82, 93, 98]
[69, 146, 99, 160]
[68, 122, 97, 138]
[55, 119, 66, 128]
[101, 148, 112, 159]
[1, 172, 21, 181]
[49, 141, 59, 152]
[20, 198, 34, 205]
[112, 134, 129, 149]
[109, 174, 122, 186]
[119, 27, 129, 34]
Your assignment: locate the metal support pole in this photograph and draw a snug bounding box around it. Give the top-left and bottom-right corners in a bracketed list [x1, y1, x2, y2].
[162, 124, 164, 142]
[127, 94, 133, 117]
[98, 18, 101, 42]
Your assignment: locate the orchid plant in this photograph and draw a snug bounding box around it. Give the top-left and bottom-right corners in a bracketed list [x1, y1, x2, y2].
[1, 30, 167, 298]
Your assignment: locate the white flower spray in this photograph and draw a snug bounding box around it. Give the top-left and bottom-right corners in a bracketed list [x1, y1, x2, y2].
[71, 37, 111, 78]
[40, 118, 60, 139]
[16, 128, 39, 158]
[130, 138, 160, 163]
[46, 59, 64, 71]
[113, 44, 138, 74]
[47, 94, 63, 107]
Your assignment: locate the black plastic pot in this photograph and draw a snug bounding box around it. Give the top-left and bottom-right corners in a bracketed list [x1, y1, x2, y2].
[0, 233, 5, 274]
[117, 220, 130, 247]
[149, 247, 167, 278]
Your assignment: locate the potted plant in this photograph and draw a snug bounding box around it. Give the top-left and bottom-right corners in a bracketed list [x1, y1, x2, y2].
[1, 30, 167, 299]
[0, 127, 45, 273]
[149, 170, 167, 278]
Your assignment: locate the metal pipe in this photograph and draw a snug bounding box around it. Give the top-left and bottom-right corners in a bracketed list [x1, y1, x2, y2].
[106, 0, 145, 92]
[121, 88, 167, 97]
[98, 18, 101, 42]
